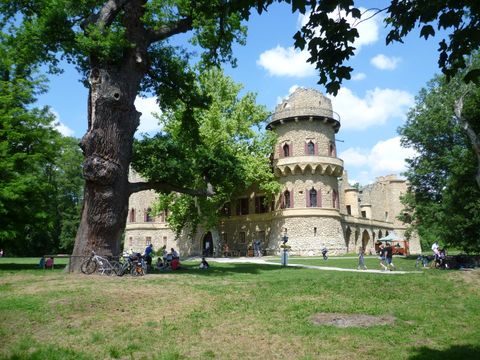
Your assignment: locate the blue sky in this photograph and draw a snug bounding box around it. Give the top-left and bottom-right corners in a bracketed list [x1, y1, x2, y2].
[38, 1, 446, 185]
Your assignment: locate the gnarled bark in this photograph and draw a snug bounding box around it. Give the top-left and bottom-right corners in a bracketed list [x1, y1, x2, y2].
[454, 93, 480, 189]
[70, 65, 142, 272]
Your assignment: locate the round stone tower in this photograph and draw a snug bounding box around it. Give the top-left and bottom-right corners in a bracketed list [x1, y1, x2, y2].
[266, 88, 345, 255]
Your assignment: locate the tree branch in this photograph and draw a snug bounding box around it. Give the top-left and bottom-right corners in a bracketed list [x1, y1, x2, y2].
[146, 17, 194, 43]
[129, 181, 214, 197]
[82, 0, 132, 30]
[454, 91, 480, 189]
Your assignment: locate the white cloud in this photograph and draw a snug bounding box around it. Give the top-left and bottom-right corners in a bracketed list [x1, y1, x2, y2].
[371, 54, 401, 70]
[134, 96, 163, 135]
[257, 46, 315, 77]
[276, 85, 300, 104]
[339, 136, 417, 184]
[351, 72, 366, 81]
[50, 110, 74, 137]
[329, 87, 414, 130]
[297, 7, 381, 53]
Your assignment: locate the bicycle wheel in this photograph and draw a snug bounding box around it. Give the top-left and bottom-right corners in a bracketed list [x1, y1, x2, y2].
[81, 258, 97, 274]
[110, 260, 121, 276]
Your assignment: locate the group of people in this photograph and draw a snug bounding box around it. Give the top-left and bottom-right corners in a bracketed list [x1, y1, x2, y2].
[431, 241, 448, 268]
[377, 243, 396, 271]
[135, 244, 181, 271]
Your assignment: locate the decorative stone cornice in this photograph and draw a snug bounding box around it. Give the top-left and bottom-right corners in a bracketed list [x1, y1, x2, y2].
[274, 156, 344, 177]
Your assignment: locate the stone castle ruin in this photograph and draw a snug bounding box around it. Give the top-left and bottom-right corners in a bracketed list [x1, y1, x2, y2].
[125, 88, 421, 256]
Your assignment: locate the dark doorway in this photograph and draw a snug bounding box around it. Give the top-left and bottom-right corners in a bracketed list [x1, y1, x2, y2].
[203, 232, 213, 256]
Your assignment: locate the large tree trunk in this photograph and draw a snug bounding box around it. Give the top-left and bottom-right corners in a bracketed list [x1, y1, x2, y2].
[69, 65, 142, 272]
[454, 94, 480, 189]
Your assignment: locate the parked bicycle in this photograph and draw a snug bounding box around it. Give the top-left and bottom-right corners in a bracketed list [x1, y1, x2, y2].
[117, 253, 147, 276]
[81, 251, 121, 275]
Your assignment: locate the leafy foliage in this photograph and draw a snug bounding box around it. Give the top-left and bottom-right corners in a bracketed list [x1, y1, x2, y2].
[0, 32, 84, 256]
[132, 68, 279, 235]
[399, 56, 480, 253]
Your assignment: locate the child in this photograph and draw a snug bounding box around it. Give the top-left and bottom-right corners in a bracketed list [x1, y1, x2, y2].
[358, 247, 367, 270]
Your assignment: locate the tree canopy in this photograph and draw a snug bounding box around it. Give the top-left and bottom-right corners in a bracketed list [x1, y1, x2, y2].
[132, 67, 279, 235]
[399, 55, 480, 253]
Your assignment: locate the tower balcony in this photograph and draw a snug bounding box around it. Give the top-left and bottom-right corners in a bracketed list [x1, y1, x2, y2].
[274, 156, 344, 177]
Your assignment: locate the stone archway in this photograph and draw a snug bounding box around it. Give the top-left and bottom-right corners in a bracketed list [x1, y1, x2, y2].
[361, 230, 370, 251]
[345, 227, 352, 253]
[202, 232, 213, 257]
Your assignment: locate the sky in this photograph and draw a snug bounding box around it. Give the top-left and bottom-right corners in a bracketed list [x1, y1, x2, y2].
[37, 1, 447, 186]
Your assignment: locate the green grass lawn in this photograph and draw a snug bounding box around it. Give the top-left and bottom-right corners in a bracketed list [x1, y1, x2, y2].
[0, 257, 479, 360]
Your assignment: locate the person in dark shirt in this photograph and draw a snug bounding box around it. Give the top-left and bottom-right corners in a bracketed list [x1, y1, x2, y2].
[378, 244, 388, 271]
[384, 243, 395, 271]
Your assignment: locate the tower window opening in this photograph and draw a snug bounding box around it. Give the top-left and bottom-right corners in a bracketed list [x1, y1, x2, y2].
[283, 143, 290, 157]
[307, 141, 315, 155]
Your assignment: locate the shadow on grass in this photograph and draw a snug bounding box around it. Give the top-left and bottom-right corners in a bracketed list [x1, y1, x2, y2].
[408, 345, 480, 360]
[152, 262, 296, 277]
[0, 263, 66, 271]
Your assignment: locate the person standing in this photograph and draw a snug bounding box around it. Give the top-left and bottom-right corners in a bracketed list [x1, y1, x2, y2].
[358, 247, 367, 270]
[254, 239, 262, 257]
[378, 244, 388, 271]
[385, 242, 395, 271]
[144, 243, 154, 268]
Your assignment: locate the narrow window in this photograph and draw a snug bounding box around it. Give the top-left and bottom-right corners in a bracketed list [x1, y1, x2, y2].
[309, 188, 317, 207]
[307, 141, 315, 155]
[283, 143, 290, 157]
[145, 236, 151, 245]
[284, 190, 291, 208]
[361, 211, 367, 218]
[332, 190, 338, 209]
[385, 211, 389, 221]
[314, 227, 317, 236]
[129, 208, 135, 223]
[145, 208, 153, 222]
[346, 205, 352, 215]
[329, 142, 336, 157]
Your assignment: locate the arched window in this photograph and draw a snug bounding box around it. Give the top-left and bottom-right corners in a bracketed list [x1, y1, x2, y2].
[307, 141, 315, 155]
[309, 188, 317, 207]
[145, 208, 153, 222]
[332, 190, 339, 209]
[329, 142, 336, 157]
[129, 208, 136, 223]
[283, 143, 290, 157]
[284, 190, 291, 208]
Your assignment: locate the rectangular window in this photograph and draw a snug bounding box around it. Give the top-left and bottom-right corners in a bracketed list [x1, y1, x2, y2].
[346, 205, 351, 215]
[221, 202, 231, 216]
[239, 231, 246, 244]
[145, 236, 151, 245]
[385, 211, 389, 221]
[255, 196, 268, 213]
[361, 211, 367, 218]
[313, 227, 317, 236]
[236, 198, 249, 215]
